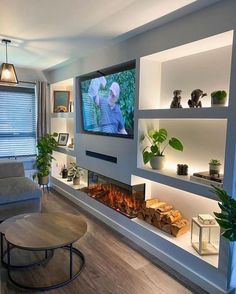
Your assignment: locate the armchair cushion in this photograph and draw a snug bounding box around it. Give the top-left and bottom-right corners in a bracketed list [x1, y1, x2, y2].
[0, 177, 42, 204]
[0, 160, 25, 179]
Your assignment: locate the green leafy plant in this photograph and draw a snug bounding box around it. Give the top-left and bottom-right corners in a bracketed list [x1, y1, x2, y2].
[209, 159, 221, 166]
[211, 90, 227, 101]
[141, 128, 184, 164]
[33, 133, 58, 179]
[68, 163, 83, 179]
[212, 186, 236, 241]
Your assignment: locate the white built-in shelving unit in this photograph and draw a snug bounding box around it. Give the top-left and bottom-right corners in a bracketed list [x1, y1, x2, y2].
[50, 78, 77, 178]
[134, 30, 234, 271]
[50, 29, 236, 294]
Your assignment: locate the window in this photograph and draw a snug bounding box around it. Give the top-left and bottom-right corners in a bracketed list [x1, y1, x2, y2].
[0, 86, 36, 157]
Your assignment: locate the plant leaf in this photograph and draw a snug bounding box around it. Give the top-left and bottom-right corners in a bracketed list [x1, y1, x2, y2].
[214, 212, 229, 220]
[169, 137, 183, 151]
[150, 144, 158, 154]
[153, 128, 167, 143]
[215, 218, 231, 229]
[222, 229, 235, 241]
[140, 134, 145, 142]
[148, 129, 156, 139]
[143, 151, 151, 164]
[218, 202, 228, 212]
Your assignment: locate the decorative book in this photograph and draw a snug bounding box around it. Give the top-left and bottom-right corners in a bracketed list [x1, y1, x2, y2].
[190, 175, 223, 188]
[193, 171, 223, 183]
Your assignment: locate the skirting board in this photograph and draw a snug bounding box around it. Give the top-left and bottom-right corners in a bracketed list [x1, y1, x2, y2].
[51, 178, 232, 294]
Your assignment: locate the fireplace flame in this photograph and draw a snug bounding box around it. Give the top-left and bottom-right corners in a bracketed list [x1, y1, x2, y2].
[84, 183, 143, 218]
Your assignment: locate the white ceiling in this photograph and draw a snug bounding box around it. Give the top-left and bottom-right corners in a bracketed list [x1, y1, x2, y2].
[0, 0, 220, 71]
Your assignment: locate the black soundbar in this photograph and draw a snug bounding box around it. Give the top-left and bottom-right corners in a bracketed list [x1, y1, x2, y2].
[86, 151, 117, 163]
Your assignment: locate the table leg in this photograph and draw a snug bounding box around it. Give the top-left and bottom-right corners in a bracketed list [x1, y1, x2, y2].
[1, 234, 3, 262]
[7, 242, 10, 277]
[69, 244, 73, 279]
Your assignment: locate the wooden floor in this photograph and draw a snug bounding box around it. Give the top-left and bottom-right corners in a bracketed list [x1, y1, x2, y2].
[0, 190, 207, 294]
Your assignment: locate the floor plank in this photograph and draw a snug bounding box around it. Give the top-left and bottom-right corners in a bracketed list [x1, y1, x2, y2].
[0, 190, 206, 294]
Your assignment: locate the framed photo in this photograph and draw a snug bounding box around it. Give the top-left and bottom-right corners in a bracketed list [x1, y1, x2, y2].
[53, 91, 70, 113]
[58, 133, 69, 146]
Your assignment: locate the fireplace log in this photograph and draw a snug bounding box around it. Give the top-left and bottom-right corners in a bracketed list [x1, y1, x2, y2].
[152, 215, 161, 229]
[171, 219, 190, 237]
[161, 223, 172, 234]
[137, 198, 189, 237]
[162, 210, 182, 224]
[137, 211, 145, 220]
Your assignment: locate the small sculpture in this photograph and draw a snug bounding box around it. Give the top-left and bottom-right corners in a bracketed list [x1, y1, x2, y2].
[177, 164, 188, 176]
[170, 90, 183, 108]
[188, 89, 207, 108]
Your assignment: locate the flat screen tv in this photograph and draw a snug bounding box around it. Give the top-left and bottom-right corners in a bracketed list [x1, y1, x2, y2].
[78, 60, 135, 139]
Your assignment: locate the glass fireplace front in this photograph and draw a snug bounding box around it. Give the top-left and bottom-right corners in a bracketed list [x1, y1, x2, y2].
[80, 171, 145, 218]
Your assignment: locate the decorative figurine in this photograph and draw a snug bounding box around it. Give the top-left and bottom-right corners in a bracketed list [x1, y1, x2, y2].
[188, 89, 207, 108]
[170, 90, 183, 108]
[177, 164, 188, 176]
[61, 164, 68, 179]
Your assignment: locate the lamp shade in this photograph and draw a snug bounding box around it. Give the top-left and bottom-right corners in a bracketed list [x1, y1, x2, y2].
[0, 62, 18, 84]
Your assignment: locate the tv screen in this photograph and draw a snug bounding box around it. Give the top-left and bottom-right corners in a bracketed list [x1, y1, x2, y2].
[79, 61, 135, 138]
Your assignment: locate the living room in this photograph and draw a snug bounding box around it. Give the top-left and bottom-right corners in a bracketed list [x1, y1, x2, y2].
[0, 0, 236, 293]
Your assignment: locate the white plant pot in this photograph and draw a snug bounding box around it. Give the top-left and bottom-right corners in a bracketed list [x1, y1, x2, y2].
[211, 96, 226, 107]
[73, 177, 80, 185]
[150, 156, 165, 170]
[209, 163, 220, 176]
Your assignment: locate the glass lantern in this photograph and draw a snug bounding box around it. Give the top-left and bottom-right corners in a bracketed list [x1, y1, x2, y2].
[191, 217, 220, 255]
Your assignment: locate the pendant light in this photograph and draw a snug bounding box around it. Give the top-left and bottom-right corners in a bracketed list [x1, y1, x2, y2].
[0, 39, 18, 84]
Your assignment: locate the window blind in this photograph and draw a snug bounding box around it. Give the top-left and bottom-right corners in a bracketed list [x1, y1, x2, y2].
[0, 86, 37, 157]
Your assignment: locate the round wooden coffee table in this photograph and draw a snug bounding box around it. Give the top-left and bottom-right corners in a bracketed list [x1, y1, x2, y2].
[0, 212, 87, 291]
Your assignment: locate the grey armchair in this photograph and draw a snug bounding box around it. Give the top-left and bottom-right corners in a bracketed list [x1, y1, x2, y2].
[0, 160, 42, 221]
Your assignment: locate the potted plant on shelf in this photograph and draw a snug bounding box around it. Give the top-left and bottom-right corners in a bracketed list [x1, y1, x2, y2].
[213, 186, 236, 241]
[68, 162, 83, 185]
[211, 90, 227, 107]
[140, 128, 184, 170]
[33, 133, 58, 185]
[209, 159, 221, 177]
[213, 186, 236, 288]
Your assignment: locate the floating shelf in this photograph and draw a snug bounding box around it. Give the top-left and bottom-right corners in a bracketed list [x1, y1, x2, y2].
[51, 112, 74, 118]
[56, 147, 75, 157]
[132, 218, 218, 268]
[138, 107, 228, 119]
[51, 176, 87, 190]
[135, 167, 218, 201]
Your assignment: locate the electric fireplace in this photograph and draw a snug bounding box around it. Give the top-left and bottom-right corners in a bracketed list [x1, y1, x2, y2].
[80, 171, 145, 218]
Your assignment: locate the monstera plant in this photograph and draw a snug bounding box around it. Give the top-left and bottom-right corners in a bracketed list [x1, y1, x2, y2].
[140, 128, 183, 170]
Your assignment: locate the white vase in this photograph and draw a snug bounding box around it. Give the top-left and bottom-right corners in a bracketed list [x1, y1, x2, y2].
[211, 96, 227, 107]
[150, 156, 165, 170]
[209, 163, 220, 176]
[73, 177, 80, 185]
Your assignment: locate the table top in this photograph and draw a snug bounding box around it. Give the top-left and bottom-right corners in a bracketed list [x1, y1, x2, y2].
[0, 212, 87, 250]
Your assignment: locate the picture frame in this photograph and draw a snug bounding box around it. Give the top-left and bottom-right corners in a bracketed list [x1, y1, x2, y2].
[58, 133, 69, 146]
[53, 91, 70, 113]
